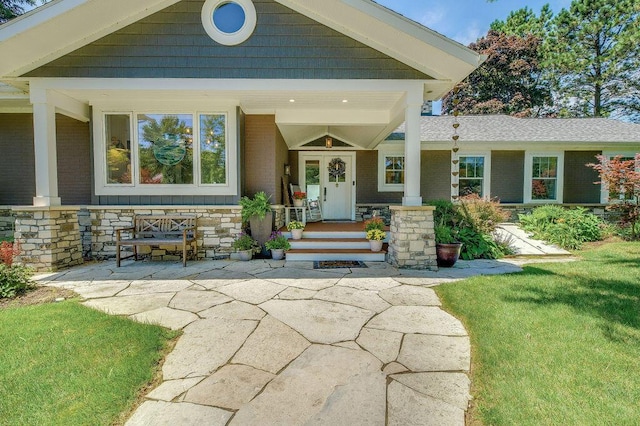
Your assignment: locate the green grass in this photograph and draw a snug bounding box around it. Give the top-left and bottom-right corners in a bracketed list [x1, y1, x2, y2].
[0, 300, 178, 425]
[436, 242, 640, 425]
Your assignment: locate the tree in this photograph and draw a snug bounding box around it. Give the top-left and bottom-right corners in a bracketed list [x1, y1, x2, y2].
[1, 0, 36, 23]
[546, 0, 640, 120]
[442, 30, 552, 117]
[587, 154, 640, 239]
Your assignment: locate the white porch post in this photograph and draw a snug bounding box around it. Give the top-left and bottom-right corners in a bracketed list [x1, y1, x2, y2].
[31, 100, 61, 206]
[402, 95, 423, 206]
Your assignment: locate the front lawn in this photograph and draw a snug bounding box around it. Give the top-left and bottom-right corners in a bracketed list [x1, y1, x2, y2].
[436, 242, 640, 425]
[0, 299, 178, 425]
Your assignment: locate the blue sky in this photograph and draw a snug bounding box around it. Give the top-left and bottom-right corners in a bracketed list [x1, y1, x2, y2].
[375, 0, 573, 45]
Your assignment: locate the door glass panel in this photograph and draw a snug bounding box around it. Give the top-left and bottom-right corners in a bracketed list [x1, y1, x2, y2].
[305, 160, 320, 201]
[105, 114, 132, 184]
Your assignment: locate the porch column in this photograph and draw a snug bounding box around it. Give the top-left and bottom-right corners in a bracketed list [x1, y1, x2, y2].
[32, 100, 61, 207]
[402, 98, 422, 206]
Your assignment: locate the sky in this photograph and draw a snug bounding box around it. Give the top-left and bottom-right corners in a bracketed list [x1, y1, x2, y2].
[375, 0, 573, 46]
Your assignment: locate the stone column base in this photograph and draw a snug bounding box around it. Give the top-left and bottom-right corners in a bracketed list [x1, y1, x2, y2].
[388, 206, 437, 270]
[12, 206, 84, 271]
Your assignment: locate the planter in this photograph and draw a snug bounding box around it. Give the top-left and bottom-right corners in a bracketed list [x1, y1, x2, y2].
[249, 211, 273, 255]
[270, 248, 285, 260]
[293, 199, 305, 207]
[369, 239, 383, 252]
[436, 243, 463, 267]
[290, 228, 304, 240]
[237, 249, 253, 261]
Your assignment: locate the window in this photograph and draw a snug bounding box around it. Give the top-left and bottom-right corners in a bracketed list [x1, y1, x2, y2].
[524, 152, 564, 203]
[459, 156, 484, 196]
[600, 152, 639, 203]
[97, 109, 236, 196]
[105, 114, 132, 184]
[377, 147, 405, 192]
[201, 0, 257, 46]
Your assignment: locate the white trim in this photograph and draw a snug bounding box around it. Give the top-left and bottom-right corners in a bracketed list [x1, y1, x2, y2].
[600, 151, 640, 203]
[524, 152, 564, 204]
[377, 145, 404, 192]
[93, 106, 238, 196]
[201, 0, 257, 46]
[456, 150, 491, 198]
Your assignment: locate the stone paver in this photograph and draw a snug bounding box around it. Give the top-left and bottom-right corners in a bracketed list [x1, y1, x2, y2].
[37, 255, 533, 425]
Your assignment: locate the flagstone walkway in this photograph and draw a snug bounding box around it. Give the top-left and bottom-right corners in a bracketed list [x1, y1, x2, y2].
[37, 258, 524, 426]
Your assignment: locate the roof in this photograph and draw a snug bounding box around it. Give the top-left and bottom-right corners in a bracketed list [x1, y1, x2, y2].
[0, 0, 483, 91]
[391, 115, 640, 144]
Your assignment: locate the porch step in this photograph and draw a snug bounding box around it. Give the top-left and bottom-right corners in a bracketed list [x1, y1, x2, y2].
[290, 238, 371, 250]
[285, 248, 387, 262]
[283, 231, 367, 239]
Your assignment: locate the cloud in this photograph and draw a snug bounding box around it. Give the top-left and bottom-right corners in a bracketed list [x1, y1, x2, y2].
[452, 22, 483, 46]
[417, 6, 447, 31]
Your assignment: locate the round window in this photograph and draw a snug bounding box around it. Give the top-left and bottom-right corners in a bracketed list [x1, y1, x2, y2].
[201, 0, 256, 46]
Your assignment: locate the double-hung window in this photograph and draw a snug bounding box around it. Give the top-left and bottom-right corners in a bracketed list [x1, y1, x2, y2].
[600, 151, 640, 203]
[459, 156, 486, 197]
[377, 146, 405, 192]
[524, 152, 564, 203]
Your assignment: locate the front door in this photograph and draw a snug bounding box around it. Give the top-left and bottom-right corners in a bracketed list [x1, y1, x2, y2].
[300, 153, 355, 220]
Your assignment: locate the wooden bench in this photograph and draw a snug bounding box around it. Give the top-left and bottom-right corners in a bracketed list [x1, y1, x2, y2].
[115, 215, 197, 267]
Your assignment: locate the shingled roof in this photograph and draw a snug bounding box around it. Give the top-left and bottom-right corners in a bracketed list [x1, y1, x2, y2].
[391, 115, 640, 143]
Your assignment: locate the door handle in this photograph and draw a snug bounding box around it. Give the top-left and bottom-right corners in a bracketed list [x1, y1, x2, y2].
[324, 187, 327, 202]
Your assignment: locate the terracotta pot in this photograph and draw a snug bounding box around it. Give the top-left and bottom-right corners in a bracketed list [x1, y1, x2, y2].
[237, 249, 253, 261]
[290, 228, 304, 240]
[369, 239, 383, 252]
[270, 248, 285, 260]
[436, 243, 462, 267]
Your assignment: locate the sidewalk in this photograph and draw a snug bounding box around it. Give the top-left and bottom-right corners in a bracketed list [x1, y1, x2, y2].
[36, 257, 525, 426]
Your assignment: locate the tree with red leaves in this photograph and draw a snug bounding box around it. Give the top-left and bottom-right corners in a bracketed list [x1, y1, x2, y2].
[588, 154, 640, 239]
[442, 30, 552, 117]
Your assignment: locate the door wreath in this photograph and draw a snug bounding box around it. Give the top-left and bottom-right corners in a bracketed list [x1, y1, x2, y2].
[328, 158, 346, 186]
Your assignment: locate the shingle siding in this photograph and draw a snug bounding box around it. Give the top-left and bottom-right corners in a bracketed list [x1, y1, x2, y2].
[491, 151, 525, 203]
[563, 151, 602, 204]
[56, 114, 92, 205]
[356, 151, 402, 204]
[25, 0, 431, 80]
[422, 150, 451, 201]
[0, 114, 35, 205]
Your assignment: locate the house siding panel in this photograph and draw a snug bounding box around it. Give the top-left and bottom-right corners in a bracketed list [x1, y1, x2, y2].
[25, 0, 431, 80]
[0, 114, 35, 205]
[563, 151, 601, 203]
[422, 150, 451, 201]
[356, 151, 402, 204]
[275, 127, 289, 204]
[56, 114, 92, 205]
[491, 151, 524, 203]
[244, 115, 278, 199]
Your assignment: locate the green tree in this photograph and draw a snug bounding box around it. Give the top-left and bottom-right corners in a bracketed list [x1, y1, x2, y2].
[546, 0, 640, 120]
[442, 30, 552, 117]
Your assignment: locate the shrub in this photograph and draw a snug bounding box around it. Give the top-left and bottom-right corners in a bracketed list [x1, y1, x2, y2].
[458, 194, 510, 234]
[239, 191, 272, 222]
[0, 241, 20, 267]
[0, 264, 34, 299]
[518, 205, 604, 250]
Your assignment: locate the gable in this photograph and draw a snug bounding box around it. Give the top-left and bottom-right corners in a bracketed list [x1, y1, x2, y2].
[24, 0, 432, 80]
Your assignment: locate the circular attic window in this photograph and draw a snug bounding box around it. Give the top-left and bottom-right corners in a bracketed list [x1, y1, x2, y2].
[201, 0, 256, 46]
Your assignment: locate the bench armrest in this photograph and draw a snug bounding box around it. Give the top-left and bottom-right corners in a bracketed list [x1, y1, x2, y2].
[116, 227, 135, 241]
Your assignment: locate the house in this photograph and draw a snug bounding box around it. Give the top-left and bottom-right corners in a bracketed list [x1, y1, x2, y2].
[1, 1, 636, 272]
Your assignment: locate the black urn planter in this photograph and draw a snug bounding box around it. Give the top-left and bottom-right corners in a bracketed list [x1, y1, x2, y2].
[436, 243, 463, 267]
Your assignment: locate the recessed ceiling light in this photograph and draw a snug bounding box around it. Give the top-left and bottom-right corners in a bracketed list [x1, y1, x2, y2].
[342, 99, 348, 103]
[289, 99, 295, 103]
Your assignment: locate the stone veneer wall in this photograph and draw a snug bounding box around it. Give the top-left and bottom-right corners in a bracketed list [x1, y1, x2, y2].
[88, 206, 244, 261]
[0, 208, 14, 239]
[356, 204, 394, 225]
[12, 207, 84, 271]
[388, 206, 437, 270]
[272, 205, 285, 232]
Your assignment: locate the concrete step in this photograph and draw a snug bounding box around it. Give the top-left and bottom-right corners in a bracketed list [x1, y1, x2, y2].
[285, 248, 387, 262]
[284, 231, 367, 239]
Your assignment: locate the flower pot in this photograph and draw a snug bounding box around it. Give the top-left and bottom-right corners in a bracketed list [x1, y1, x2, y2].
[436, 243, 462, 267]
[369, 239, 383, 252]
[237, 249, 253, 261]
[249, 211, 273, 255]
[271, 248, 285, 260]
[293, 199, 304, 207]
[290, 228, 303, 240]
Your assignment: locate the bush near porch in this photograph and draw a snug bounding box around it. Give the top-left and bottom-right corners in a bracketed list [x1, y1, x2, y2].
[436, 242, 640, 425]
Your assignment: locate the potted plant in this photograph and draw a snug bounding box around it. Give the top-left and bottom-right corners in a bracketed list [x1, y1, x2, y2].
[365, 229, 386, 252]
[364, 217, 385, 232]
[292, 191, 306, 207]
[434, 224, 462, 267]
[232, 232, 260, 261]
[287, 220, 305, 240]
[264, 231, 291, 260]
[239, 191, 273, 253]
